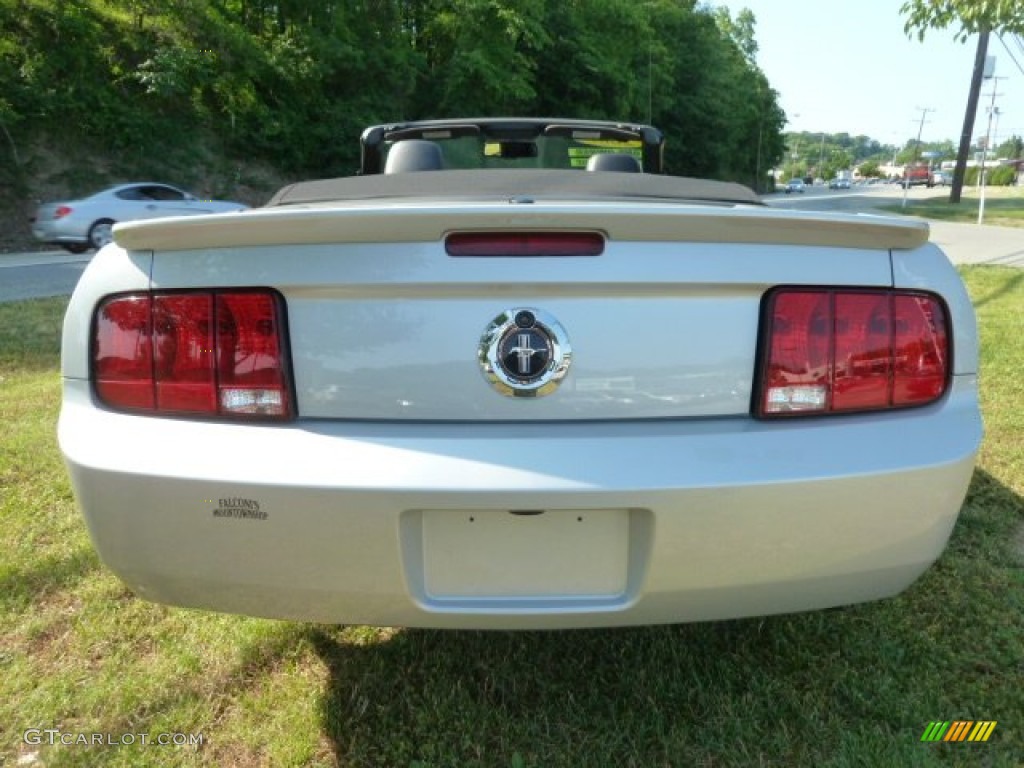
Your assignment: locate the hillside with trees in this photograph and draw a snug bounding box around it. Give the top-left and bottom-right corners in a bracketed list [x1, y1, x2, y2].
[782, 129, 1024, 184]
[781, 132, 889, 183]
[0, 0, 787, 248]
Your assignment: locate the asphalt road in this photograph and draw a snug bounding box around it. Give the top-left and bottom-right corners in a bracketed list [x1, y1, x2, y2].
[765, 184, 1024, 268]
[764, 182, 949, 214]
[1, 189, 1021, 303]
[0, 250, 91, 303]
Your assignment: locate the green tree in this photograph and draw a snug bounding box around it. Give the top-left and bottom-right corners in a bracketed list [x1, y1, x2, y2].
[531, 0, 649, 121]
[901, 0, 1024, 41]
[654, 3, 784, 185]
[714, 7, 785, 190]
[997, 134, 1024, 158]
[715, 6, 758, 62]
[858, 161, 881, 178]
[415, 0, 549, 116]
[0, 0, 788, 189]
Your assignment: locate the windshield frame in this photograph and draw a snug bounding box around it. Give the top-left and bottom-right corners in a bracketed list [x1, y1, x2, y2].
[360, 118, 664, 175]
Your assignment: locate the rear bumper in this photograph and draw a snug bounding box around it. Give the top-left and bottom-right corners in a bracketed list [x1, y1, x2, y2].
[59, 377, 981, 629]
[32, 222, 87, 245]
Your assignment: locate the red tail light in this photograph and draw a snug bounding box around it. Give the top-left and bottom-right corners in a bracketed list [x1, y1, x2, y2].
[93, 290, 292, 419]
[757, 288, 949, 417]
[54, 206, 72, 219]
[446, 232, 605, 257]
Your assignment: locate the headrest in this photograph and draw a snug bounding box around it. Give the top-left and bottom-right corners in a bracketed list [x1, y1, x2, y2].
[384, 140, 444, 173]
[585, 153, 642, 173]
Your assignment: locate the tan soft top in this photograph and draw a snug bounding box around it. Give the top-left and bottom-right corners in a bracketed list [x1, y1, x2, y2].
[266, 169, 763, 207]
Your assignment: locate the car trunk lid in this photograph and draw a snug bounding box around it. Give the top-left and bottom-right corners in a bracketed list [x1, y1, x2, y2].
[141, 202, 914, 421]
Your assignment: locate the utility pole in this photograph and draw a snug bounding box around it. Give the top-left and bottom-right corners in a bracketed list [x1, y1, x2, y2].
[978, 79, 1004, 225]
[913, 107, 934, 162]
[787, 114, 800, 181]
[902, 107, 934, 209]
[951, 28, 990, 204]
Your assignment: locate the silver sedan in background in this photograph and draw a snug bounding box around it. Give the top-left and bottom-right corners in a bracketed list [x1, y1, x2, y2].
[31, 183, 248, 253]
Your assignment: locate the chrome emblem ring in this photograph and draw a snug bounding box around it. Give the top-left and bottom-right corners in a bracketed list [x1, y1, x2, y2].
[479, 308, 571, 397]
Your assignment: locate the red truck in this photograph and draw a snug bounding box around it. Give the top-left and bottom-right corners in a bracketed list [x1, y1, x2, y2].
[902, 163, 934, 187]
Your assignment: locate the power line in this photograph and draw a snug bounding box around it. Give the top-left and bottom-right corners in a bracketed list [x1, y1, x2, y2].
[981, 78, 1005, 148]
[997, 33, 1024, 77]
[912, 106, 935, 154]
[978, 79, 1005, 224]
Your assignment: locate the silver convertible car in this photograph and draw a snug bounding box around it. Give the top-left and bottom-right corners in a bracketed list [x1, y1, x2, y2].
[32, 182, 247, 253]
[59, 119, 981, 630]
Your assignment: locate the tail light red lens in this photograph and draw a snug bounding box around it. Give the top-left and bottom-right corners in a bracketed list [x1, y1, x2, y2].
[93, 295, 155, 410]
[54, 206, 72, 219]
[93, 290, 292, 420]
[757, 288, 949, 417]
[153, 293, 217, 413]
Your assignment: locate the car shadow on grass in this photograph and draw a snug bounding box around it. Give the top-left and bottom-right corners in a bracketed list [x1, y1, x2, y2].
[307, 469, 1023, 767]
[0, 546, 100, 614]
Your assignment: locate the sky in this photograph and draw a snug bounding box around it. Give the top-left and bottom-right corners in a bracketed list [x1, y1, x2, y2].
[713, 0, 1021, 149]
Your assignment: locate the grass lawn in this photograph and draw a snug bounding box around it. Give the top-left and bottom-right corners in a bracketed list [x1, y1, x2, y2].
[877, 186, 1024, 228]
[2, 269, 1022, 767]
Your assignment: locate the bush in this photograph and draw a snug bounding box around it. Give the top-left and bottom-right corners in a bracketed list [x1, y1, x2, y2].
[965, 164, 1018, 186]
[989, 165, 1017, 186]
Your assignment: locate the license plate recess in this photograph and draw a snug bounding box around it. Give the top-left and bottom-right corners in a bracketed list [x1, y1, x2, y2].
[420, 508, 629, 599]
